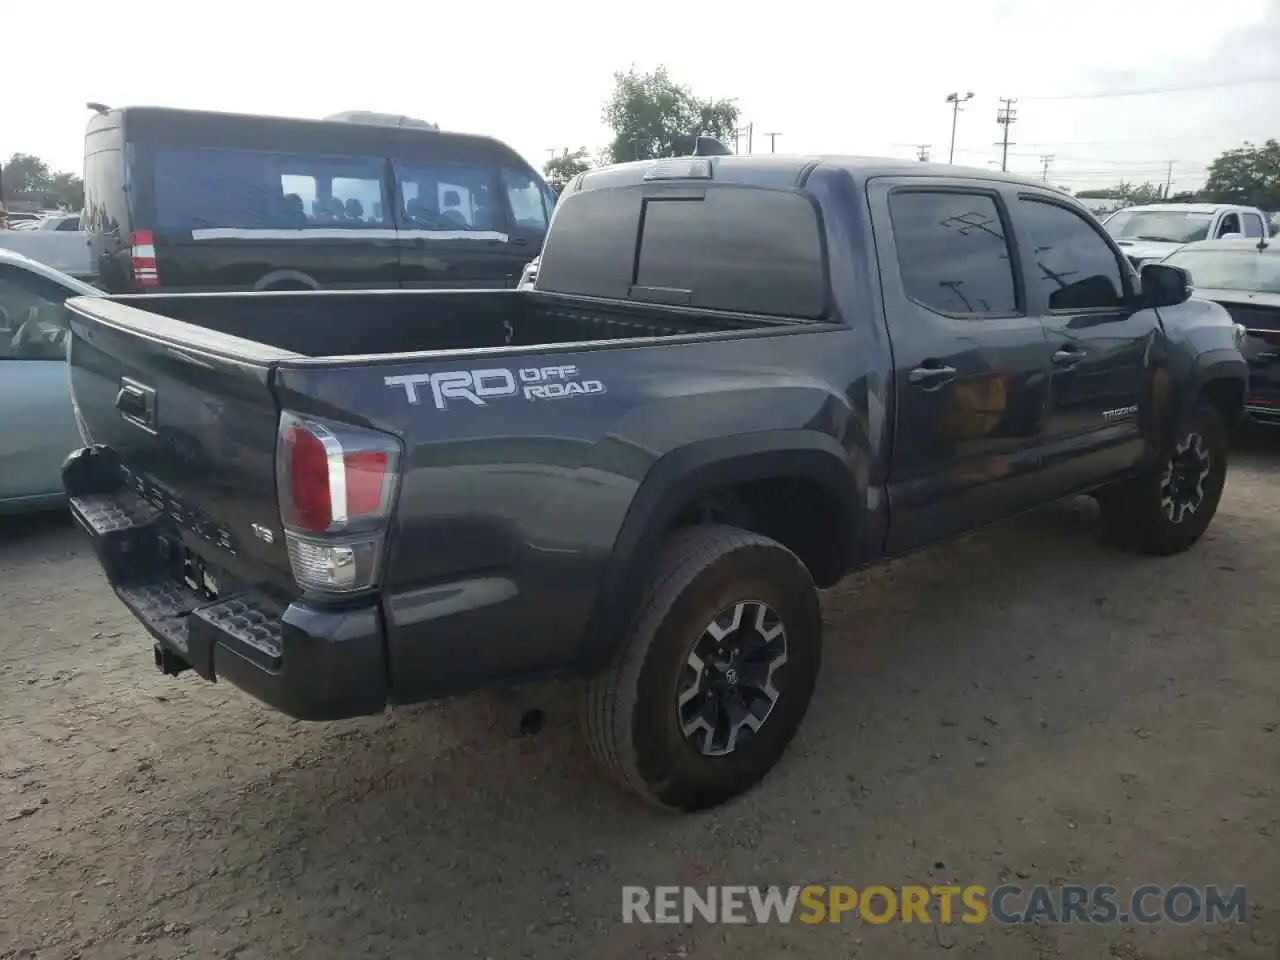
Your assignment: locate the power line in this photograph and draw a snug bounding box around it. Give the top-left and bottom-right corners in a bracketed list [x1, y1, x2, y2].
[951, 147, 1211, 168]
[1020, 74, 1280, 101]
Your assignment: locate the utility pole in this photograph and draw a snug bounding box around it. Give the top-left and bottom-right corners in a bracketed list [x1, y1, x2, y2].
[764, 131, 783, 153]
[994, 97, 1017, 172]
[1040, 154, 1055, 183]
[1164, 160, 1174, 198]
[916, 144, 931, 162]
[945, 91, 975, 164]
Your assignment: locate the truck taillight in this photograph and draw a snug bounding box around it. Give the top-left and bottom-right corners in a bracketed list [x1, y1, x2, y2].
[131, 230, 159, 288]
[276, 412, 401, 594]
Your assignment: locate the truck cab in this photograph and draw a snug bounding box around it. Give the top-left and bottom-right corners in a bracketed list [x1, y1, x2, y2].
[61, 154, 1247, 812]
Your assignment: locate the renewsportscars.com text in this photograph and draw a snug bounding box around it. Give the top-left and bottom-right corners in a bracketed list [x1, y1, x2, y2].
[622, 884, 1248, 925]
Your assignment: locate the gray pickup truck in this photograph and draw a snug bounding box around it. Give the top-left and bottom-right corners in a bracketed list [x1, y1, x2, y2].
[63, 154, 1247, 811]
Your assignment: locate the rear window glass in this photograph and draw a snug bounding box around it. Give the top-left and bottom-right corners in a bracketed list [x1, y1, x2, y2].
[537, 185, 827, 318]
[150, 148, 392, 233]
[84, 146, 127, 236]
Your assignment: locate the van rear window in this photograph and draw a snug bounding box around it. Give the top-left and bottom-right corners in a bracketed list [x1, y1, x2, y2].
[536, 185, 827, 318]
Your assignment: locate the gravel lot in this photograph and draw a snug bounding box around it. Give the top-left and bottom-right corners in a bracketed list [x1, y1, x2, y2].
[2, 435, 1278, 960]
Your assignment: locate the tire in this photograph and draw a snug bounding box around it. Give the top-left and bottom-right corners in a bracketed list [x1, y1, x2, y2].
[1097, 400, 1228, 556]
[584, 525, 822, 811]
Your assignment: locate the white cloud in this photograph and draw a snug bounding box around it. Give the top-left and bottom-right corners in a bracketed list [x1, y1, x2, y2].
[2, 0, 1276, 194]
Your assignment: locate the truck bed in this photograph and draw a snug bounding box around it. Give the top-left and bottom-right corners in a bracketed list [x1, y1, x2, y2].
[101, 289, 782, 357]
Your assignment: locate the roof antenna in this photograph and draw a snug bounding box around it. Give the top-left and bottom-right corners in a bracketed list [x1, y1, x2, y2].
[86, 102, 111, 115]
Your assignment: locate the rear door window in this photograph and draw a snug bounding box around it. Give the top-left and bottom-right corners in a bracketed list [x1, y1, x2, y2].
[393, 160, 502, 236]
[887, 190, 1018, 316]
[151, 148, 390, 233]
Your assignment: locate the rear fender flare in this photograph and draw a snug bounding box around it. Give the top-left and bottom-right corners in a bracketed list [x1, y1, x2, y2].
[574, 430, 863, 674]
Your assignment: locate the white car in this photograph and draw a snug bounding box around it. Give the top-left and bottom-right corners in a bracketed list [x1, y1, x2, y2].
[1102, 203, 1270, 268]
[0, 249, 102, 513]
[518, 256, 540, 290]
[0, 212, 94, 280]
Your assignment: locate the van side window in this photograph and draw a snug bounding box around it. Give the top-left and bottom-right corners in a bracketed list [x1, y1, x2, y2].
[152, 148, 390, 233]
[393, 161, 500, 235]
[502, 168, 551, 233]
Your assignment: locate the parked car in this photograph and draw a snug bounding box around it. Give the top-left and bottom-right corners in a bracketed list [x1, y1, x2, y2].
[517, 255, 539, 289]
[62, 155, 1246, 811]
[0, 213, 94, 280]
[84, 105, 552, 293]
[1102, 202, 1270, 268]
[1161, 237, 1280, 425]
[30, 213, 82, 232]
[0, 249, 101, 513]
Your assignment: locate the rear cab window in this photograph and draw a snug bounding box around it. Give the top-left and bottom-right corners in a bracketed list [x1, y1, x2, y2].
[537, 183, 828, 318]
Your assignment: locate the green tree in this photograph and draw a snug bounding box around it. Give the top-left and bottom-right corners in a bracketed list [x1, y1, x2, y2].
[1, 152, 52, 196]
[544, 147, 592, 192]
[1204, 139, 1280, 209]
[45, 171, 84, 210]
[1, 153, 83, 210]
[602, 66, 740, 163]
[1077, 181, 1166, 203]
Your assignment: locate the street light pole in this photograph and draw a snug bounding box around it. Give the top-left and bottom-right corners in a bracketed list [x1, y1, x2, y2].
[945, 91, 975, 164]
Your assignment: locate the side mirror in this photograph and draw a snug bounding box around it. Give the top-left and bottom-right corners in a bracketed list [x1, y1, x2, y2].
[1140, 263, 1193, 308]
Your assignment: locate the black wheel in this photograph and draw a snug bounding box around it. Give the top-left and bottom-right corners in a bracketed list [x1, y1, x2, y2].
[584, 525, 822, 811]
[1097, 401, 1228, 556]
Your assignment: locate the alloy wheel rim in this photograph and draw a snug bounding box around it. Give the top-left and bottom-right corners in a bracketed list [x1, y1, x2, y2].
[1160, 431, 1212, 523]
[676, 600, 788, 757]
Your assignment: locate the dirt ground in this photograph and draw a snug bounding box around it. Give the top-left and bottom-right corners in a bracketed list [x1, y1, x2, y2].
[2, 435, 1278, 960]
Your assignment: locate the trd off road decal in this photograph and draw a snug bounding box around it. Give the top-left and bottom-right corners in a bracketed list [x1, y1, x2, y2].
[385, 364, 606, 411]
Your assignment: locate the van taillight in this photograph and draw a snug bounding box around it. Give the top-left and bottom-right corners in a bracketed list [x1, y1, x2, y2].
[276, 412, 401, 594]
[131, 230, 159, 288]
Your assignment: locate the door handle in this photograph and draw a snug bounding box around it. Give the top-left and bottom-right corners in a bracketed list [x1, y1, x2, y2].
[1052, 347, 1085, 367]
[908, 364, 957, 388]
[115, 377, 157, 432]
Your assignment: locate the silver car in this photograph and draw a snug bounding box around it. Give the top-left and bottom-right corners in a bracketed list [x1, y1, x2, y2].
[0, 249, 101, 513]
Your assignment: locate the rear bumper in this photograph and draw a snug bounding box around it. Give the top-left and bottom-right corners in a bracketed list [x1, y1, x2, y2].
[67, 486, 387, 721]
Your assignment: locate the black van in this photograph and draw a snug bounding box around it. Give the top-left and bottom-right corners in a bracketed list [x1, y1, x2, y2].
[83, 106, 556, 293]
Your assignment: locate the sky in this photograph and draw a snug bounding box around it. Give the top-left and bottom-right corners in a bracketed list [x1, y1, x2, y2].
[4, 0, 1278, 195]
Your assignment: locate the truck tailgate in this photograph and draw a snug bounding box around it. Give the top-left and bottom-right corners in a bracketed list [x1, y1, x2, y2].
[65, 296, 298, 599]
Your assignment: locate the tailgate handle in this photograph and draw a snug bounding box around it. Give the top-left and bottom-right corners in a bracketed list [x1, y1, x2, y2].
[116, 378, 157, 433]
